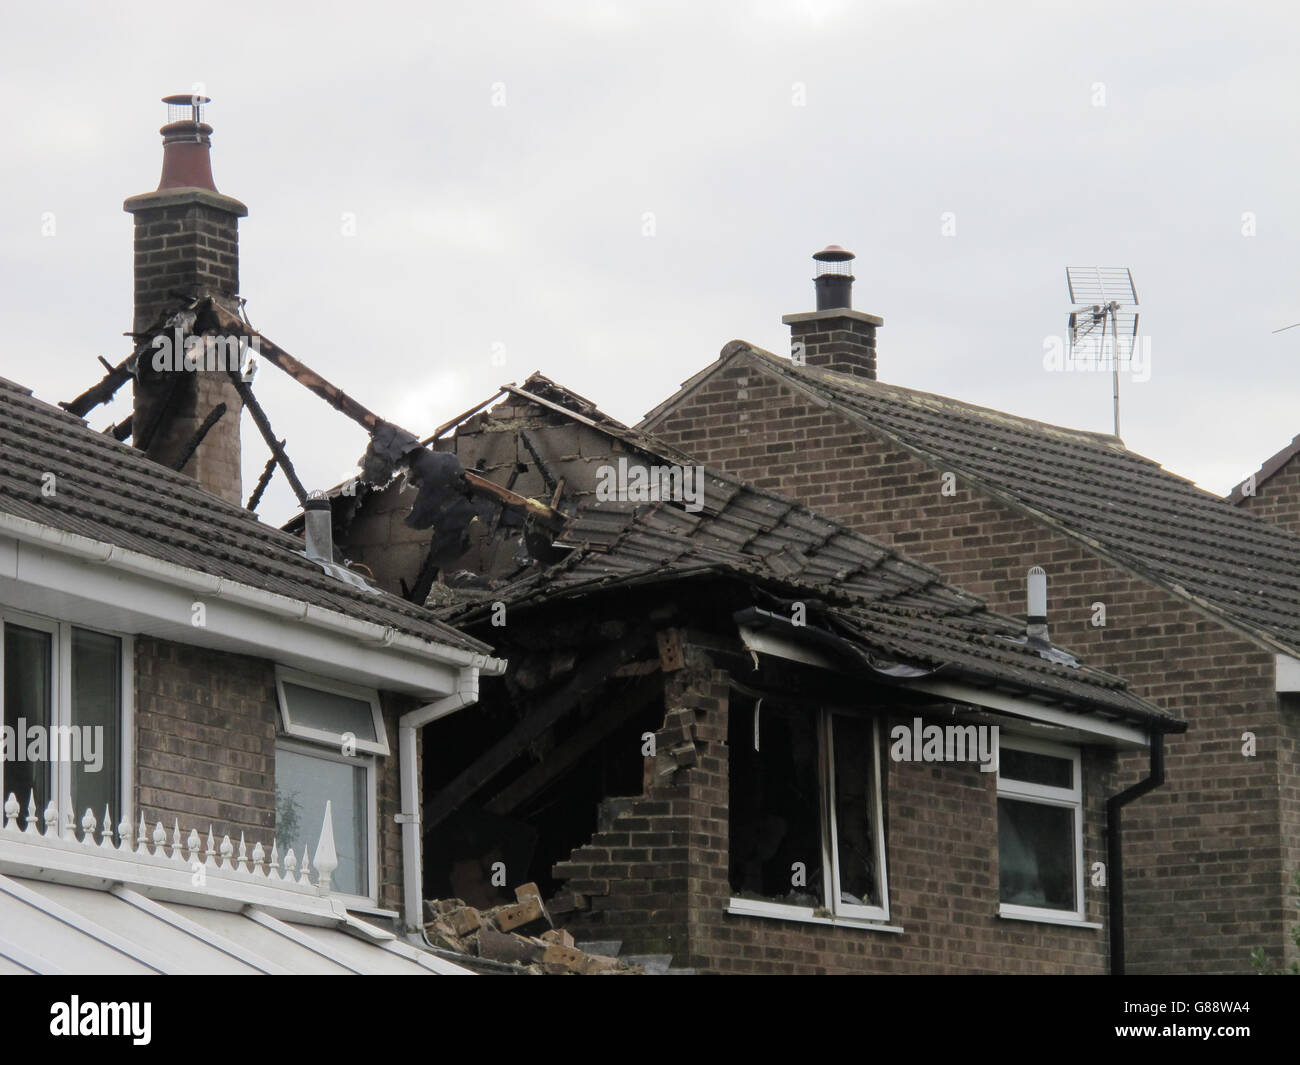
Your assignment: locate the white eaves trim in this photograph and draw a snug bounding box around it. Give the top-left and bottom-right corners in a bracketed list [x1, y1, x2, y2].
[0, 512, 504, 697]
[738, 624, 1150, 748]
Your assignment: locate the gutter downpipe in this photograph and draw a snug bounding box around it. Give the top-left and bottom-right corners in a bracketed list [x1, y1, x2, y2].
[399, 665, 482, 934]
[1107, 733, 1165, 976]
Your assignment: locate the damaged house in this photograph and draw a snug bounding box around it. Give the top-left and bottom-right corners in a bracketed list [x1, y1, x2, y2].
[637, 246, 1300, 974]
[304, 374, 1184, 974]
[0, 97, 508, 973]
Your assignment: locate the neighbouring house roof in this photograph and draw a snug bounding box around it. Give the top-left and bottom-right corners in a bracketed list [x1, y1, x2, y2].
[0, 375, 489, 657]
[640, 344, 1300, 661]
[1227, 431, 1300, 504]
[434, 378, 1181, 732]
[0, 799, 469, 975]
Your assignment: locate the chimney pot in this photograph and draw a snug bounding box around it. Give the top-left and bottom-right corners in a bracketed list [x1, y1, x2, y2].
[782, 243, 882, 380]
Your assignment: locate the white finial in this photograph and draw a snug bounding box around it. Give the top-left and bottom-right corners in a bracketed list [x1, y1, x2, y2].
[220, 833, 233, 869]
[3, 793, 19, 830]
[237, 831, 248, 873]
[152, 821, 166, 851]
[187, 828, 201, 860]
[252, 840, 266, 875]
[102, 805, 114, 847]
[284, 848, 298, 877]
[313, 801, 339, 896]
[25, 791, 39, 835]
[270, 838, 281, 876]
[172, 819, 183, 858]
[81, 808, 97, 845]
[136, 811, 148, 853]
[43, 800, 58, 836]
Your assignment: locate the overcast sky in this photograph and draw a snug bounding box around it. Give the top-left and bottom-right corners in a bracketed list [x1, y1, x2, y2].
[3, 0, 1297, 526]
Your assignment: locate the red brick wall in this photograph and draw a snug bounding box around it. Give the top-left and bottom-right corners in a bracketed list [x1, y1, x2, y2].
[1237, 456, 1300, 538]
[643, 356, 1292, 973]
[553, 657, 1116, 973]
[134, 637, 412, 920]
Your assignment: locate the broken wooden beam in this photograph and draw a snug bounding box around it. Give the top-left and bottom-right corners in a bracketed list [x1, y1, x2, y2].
[483, 679, 662, 816]
[203, 300, 562, 525]
[172, 402, 227, 473]
[225, 369, 308, 506]
[246, 448, 280, 512]
[423, 636, 648, 831]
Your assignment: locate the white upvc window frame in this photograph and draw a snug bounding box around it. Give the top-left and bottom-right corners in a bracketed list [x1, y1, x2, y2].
[274, 735, 379, 908]
[0, 608, 133, 832]
[273, 669, 386, 907]
[274, 667, 390, 756]
[996, 733, 1086, 924]
[728, 710, 891, 927]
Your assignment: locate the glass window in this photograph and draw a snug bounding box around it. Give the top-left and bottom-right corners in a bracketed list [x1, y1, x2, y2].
[1, 617, 126, 831]
[275, 746, 369, 899]
[728, 699, 889, 922]
[998, 798, 1076, 909]
[281, 681, 377, 742]
[71, 628, 121, 822]
[996, 736, 1083, 920]
[832, 712, 881, 909]
[2, 624, 53, 809]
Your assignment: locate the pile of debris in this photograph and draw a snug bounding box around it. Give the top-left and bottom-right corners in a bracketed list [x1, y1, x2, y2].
[422, 883, 642, 975]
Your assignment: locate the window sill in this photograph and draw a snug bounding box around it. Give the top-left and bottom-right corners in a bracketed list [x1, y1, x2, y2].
[998, 907, 1101, 930]
[727, 898, 903, 934]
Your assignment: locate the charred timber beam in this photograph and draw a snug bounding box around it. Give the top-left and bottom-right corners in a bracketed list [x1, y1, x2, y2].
[172, 403, 227, 472]
[204, 300, 561, 524]
[225, 369, 309, 506]
[246, 448, 281, 512]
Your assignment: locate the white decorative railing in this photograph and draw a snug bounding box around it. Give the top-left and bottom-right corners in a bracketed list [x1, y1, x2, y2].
[1, 791, 339, 900]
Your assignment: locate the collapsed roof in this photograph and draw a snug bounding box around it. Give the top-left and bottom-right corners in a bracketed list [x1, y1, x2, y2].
[355, 373, 1181, 733]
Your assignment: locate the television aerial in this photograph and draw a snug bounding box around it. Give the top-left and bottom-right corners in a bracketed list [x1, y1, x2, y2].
[1066, 266, 1139, 437]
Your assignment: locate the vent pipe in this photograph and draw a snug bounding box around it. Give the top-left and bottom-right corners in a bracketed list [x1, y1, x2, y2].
[304, 497, 334, 563]
[1026, 566, 1049, 648]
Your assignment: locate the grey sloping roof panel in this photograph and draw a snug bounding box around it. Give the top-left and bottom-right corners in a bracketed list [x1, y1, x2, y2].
[434, 385, 1178, 729]
[723, 347, 1300, 658]
[0, 375, 488, 655]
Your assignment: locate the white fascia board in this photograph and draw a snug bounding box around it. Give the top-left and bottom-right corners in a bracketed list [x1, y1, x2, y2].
[1276, 654, 1300, 693]
[0, 517, 504, 697]
[901, 678, 1150, 748]
[737, 625, 1149, 748]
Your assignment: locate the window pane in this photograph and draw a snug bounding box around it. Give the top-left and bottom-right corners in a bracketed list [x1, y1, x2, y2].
[832, 714, 881, 908]
[3, 625, 52, 808]
[728, 700, 821, 906]
[282, 682, 377, 742]
[1000, 747, 1072, 789]
[998, 798, 1075, 909]
[276, 747, 368, 897]
[71, 629, 121, 823]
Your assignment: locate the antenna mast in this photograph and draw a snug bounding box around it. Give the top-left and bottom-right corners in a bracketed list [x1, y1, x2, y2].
[1066, 266, 1139, 437]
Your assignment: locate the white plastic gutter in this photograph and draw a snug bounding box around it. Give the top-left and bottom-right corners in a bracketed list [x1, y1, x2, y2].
[398, 668, 482, 932]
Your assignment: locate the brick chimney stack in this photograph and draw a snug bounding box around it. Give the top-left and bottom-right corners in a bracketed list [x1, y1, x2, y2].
[124, 94, 246, 505]
[781, 245, 883, 380]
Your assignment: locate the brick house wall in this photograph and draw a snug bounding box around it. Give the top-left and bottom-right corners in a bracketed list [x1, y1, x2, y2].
[133, 636, 412, 917]
[1237, 457, 1300, 538]
[553, 651, 1117, 973]
[643, 357, 1293, 973]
